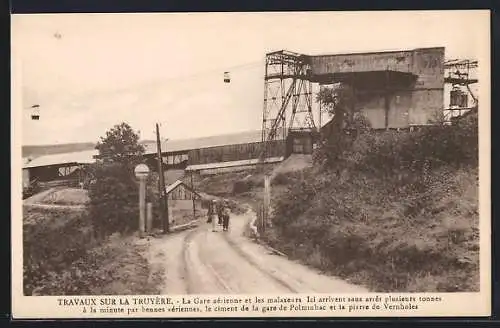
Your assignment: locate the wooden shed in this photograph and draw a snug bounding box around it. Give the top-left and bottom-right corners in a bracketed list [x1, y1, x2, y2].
[22, 150, 97, 189]
[165, 180, 202, 225]
[286, 130, 315, 156]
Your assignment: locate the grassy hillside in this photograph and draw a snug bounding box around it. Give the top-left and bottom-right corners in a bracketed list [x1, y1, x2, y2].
[264, 165, 478, 292]
[23, 190, 162, 295]
[195, 113, 480, 292]
[269, 114, 479, 292]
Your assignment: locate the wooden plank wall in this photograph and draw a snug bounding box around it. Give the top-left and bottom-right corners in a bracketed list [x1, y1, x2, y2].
[187, 140, 285, 166]
[167, 183, 198, 201]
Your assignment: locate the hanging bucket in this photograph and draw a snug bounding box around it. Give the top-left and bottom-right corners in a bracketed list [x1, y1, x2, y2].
[31, 104, 40, 120]
[450, 88, 468, 108]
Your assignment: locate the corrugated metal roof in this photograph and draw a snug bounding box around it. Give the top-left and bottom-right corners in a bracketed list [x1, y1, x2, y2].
[165, 180, 183, 194]
[165, 179, 200, 197]
[143, 130, 275, 155]
[23, 150, 98, 169]
[185, 156, 284, 171]
[22, 130, 279, 169]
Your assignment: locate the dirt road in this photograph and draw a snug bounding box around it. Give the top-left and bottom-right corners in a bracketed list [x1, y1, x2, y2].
[146, 208, 369, 294]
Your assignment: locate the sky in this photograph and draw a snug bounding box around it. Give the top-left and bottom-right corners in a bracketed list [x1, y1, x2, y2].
[12, 11, 488, 145]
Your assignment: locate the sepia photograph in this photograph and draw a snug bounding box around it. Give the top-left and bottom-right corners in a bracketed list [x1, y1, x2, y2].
[11, 10, 490, 318]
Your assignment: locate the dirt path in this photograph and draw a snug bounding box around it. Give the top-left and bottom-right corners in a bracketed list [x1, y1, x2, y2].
[23, 188, 87, 210]
[23, 188, 58, 205]
[146, 208, 368, 294]
[270, 154, 313, 180]
[23, 203, 87, 210]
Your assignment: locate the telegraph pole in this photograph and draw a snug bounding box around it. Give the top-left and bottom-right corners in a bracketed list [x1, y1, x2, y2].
[156, 123, 169, 233]
[164, 138, 170, 233]
[190, 171, 196, 219]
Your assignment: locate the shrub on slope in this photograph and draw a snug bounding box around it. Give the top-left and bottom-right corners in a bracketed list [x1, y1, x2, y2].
[266, 114, 479, 292]
[23, 207, 161, 295]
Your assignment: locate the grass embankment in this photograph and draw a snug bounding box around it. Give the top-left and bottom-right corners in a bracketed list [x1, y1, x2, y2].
[23, 202, 162, 295]
[169, 209, 204, 227]
[187, 171, 261, 214]
[263, 165, 478, 292]
[40, 188, 90, 205]
[196, 114, 479, 292]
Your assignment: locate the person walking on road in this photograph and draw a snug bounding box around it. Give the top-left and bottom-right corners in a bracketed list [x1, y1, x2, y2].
[211, 199, 217, 232]
[222, 201, 231, 232]
[206, 200, 214, 224]
[217, 200, 223, 226]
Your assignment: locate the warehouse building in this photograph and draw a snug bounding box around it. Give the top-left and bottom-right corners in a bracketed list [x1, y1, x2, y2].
[143, 130, 285, 175]
[22, 150, 97, 189]
[308, 47, 446, 129]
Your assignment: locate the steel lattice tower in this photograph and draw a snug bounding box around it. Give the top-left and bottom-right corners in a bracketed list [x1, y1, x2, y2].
[443, 59, 479, 120]
[260, 50, 316, 159]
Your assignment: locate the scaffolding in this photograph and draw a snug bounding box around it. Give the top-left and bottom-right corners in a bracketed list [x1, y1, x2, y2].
[260, 51, 316, 160]
[444, 59, 479, 120]
[260, 50, 479, 161]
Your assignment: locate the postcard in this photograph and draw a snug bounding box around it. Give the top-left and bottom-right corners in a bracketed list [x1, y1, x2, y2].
[11, 10, 491, 319]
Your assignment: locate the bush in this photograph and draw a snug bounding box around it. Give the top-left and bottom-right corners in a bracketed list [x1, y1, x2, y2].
[232, 180, 253, 194]
[23, 208, 95, 295]
[367, 114, 477, 174]
[272, 172, 293, 185]
[23, 181, 41, 200]
[266, 113, 479, 292]
[225, 199, 247, 215]
[318, 112, 478, 177]
[24, 207, 159, 295]
[88, 162, 141, 238]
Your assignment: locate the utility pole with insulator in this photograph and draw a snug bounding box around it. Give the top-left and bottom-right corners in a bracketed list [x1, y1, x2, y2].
[190, 171, 196, 219]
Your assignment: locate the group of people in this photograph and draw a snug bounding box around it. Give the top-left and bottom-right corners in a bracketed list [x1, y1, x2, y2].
[207, 199, 231, 232]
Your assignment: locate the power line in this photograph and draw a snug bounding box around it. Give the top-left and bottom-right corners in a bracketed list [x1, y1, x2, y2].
[44, 59, 264, 105]
[25, 59, 263, 123]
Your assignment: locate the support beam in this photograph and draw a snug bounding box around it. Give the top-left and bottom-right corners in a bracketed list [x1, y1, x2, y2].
[384, 71, 390, 130]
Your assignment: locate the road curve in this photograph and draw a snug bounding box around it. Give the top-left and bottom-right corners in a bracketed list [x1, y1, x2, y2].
[145, 209, 369, 294]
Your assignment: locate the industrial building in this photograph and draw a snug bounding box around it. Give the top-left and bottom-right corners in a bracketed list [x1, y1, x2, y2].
[142, 130, 285, 175]
[23, 47, 478, 187]
[260, 46, 477, 159]
[22, 130, 284, 189]
[313, 47, 446, 129]
[22, 150, 98, 189]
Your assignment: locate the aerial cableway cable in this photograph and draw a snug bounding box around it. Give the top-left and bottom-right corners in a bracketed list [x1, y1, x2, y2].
[63, 60, 264, 102]
[28, 59, 264, 120]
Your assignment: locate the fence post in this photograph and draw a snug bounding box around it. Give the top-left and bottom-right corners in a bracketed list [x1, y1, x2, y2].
[138, 176, 146, 237]
[263, 175, 271, 233]
[146, 202, 153, 233]
[168, 200, 173, 227]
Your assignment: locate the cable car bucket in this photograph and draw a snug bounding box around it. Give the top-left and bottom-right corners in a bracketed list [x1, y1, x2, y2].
[223, 72, 231, 83]
[450, 87, 468, 108]
[30, 104, 40, 120]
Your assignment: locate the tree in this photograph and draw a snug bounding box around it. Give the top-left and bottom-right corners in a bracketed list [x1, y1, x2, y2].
[88, 122, 147, 239]
[95, 122, 145, 165]
[315, 83, 371, 170]
[317, 83, 359, 134]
